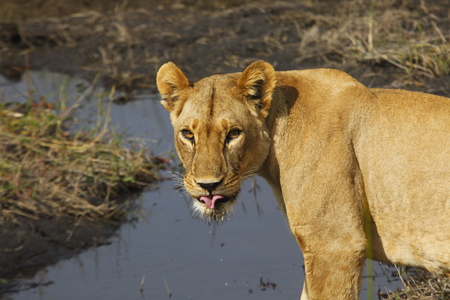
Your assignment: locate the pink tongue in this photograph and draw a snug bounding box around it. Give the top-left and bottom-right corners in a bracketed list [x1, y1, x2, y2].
[199, 195, 225, 209]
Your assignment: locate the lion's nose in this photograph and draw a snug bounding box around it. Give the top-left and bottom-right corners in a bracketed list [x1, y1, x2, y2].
[198, 181, 221, 194]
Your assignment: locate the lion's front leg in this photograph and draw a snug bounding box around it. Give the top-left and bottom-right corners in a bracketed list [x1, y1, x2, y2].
[284, 170, 367, 299]
[300, 280, 309, 300]
[293, 225, 366, 300]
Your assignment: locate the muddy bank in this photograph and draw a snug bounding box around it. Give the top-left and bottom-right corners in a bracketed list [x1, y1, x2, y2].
[1, 0, 449, 97]
[0, 216, 118, 293]
[0, 99, 167, 296]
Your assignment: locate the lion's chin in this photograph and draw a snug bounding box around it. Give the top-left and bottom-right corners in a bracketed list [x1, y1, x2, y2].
[191, 196, 237, 224]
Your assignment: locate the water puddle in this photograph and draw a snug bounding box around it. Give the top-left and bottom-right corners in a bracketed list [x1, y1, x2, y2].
[0, 71, 401, 299]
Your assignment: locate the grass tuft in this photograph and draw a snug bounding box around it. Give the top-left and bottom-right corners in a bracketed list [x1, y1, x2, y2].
[380, 268, 450, 300]
[348, 1, 450, 79]
[0, 97, 168, 224]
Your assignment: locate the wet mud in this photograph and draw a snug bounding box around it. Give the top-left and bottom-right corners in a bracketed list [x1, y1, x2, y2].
[0, 216, 119, 295]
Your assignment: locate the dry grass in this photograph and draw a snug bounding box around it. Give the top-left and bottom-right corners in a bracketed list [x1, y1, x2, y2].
[0, 0, 262, 24]
[1, 1, 449, 92]
[0, 97, 167, 224]
[381, 268, 450, 299]
[279, 0, 450, 80]
[347, 0, 450, 79]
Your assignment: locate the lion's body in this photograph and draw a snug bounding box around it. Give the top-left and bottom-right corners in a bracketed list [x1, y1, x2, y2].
[157, 61, 450, 299]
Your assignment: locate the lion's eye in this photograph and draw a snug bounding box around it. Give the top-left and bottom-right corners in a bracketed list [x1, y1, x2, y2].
[181, 129, 194, 142]
[226, 129, 241, 142]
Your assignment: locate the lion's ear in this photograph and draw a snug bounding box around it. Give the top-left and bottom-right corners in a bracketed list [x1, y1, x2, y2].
[157, 62, 190, 113]
[237, 60, 276, 119]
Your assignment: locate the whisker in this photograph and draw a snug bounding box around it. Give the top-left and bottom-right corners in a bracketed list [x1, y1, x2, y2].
[170, 167, 262, 225]
[241, 167, 260, 180]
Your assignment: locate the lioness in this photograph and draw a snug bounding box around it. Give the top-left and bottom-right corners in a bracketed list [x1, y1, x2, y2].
[157, 60, 450, 299]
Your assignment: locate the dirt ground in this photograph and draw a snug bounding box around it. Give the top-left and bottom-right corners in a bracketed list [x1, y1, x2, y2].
[1, 0, 450, 97]
[0, 216, 119, 292]
[0, 0, 449, 297]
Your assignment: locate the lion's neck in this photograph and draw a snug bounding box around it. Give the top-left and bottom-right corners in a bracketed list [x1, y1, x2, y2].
[258, 87, 292, 212]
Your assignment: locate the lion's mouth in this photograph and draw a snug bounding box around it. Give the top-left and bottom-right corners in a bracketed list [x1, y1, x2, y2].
[198, 195, 231, 209]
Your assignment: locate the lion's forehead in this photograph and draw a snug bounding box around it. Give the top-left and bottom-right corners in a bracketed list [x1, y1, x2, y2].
[178, 104, 249, 133]
[190, 118, 229, 130]
[173, 74, 258, 140]
[177, 90, 249, 129]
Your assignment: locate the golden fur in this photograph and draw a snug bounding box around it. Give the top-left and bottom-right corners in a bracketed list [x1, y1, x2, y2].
[157, 61, 450, 299]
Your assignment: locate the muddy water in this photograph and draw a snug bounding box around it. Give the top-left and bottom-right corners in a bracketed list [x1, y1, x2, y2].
[1, 71, 399, 299]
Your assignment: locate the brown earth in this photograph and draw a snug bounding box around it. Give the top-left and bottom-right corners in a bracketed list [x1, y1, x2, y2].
[1, 0, 449, 98]
[0, 0, 449, 297]
[0, 216, 119, 292]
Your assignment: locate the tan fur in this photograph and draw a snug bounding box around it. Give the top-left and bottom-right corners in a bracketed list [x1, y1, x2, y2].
[157, 61, 450, 299]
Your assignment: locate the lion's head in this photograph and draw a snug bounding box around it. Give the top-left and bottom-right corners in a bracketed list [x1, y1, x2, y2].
[157, 61, 276, 223]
